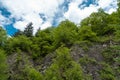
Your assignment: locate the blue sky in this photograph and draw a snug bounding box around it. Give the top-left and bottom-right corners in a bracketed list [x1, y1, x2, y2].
[0, 0, 118, 36]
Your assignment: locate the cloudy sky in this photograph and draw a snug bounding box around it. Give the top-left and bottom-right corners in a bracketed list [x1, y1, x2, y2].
[0, 0, 118, 35]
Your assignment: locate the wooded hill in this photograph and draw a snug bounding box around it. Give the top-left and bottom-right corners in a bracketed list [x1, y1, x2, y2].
[0, 1, 120, 80]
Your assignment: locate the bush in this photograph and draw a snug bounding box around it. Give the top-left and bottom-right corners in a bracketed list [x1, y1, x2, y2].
[45, 46, 84, 80]
[53, 20, 78, 47]
[32, 28, 55, 58]
[78, 26, 98, 42]
[0, 50, 8, 80]
[102, 45, 120, 64]
[24, 66, 43, 80]
[99, 63, 116, 80]
[5, 35, 32, 54]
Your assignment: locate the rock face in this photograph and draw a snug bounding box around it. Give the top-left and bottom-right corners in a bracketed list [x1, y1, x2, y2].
[71, 44, 105, 61]
[70, 44, 105, 80]
[7, 44, 120, 80]
[7, 52, 34, 79]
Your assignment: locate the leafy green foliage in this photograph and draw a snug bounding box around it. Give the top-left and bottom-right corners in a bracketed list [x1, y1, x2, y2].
[99, 63, 116, 80]
[81, 9, 109, 36]
[102, 45, 120, 64]
[53, 20, 78, 47]
[32, 27, 55, 58]
[108, 12, 119, 25]
[117, 0, 120, 19]
[78, 26, 98, 42]
[24, 66, 43, 80]
[114, 26, 120, 42]
[101, 45, 120, 79]
[5, 35, 32, 54]
[1, 1, 120, 79]
[45, 46, 84, 80]
[0, 50, 8, 80]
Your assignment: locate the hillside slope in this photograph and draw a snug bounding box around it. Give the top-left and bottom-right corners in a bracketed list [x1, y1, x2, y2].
[7, 43, 120, 80]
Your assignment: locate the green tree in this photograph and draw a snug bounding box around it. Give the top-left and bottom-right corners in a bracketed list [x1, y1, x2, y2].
[81, 8, 109, 35]
[5, 35, 32, 54]
[35, 27, 41, 37]
[106, 7, 120, 42]
[45, 46, 84, 80]
[24, 22, 33, 37]
[78, 26, 98, 42]
[117, 0, 120, 14]
[0, 50, 8, 80]
[53, 20, 78, 47]
[32, 27, 55, 58]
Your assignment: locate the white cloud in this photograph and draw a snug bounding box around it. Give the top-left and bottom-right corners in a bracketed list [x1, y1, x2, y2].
[98, 0, 117, 9]
[0, 12, 11, 27]
[107, 8, 117, 14]
[16, 12, 43, 34]
[0, 0, 118, 33]
[98, 0, 117, 13]
[40, 22, 52, 30]
[13, 21, 27, 31]
[64, 0, 117, 24]
[64, 2, 98, 24]
[0, 0, 64, 33]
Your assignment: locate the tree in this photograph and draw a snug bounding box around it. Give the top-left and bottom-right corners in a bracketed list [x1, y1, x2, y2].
[117, 2, 120, 24]
[53, 20, 78, 47]
[5, 35, 32, 54]
[32, 27, 55, 58]
[0, 27, 7, 47]
[35, 27, 41, 37]
[117, 0, 120, 13]
[24, 22, 33, 37]
[78, 26, 98, 42]
[81, 8, 109, 35]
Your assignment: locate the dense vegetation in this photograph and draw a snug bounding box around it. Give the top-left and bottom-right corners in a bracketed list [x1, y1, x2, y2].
[0, 1, 120, 80]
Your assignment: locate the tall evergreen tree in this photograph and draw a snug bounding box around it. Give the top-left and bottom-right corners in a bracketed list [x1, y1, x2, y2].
[24, 22, 33, 37]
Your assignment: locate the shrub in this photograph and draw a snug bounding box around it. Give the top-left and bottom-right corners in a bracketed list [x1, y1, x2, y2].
[0, 50, 8, 80]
